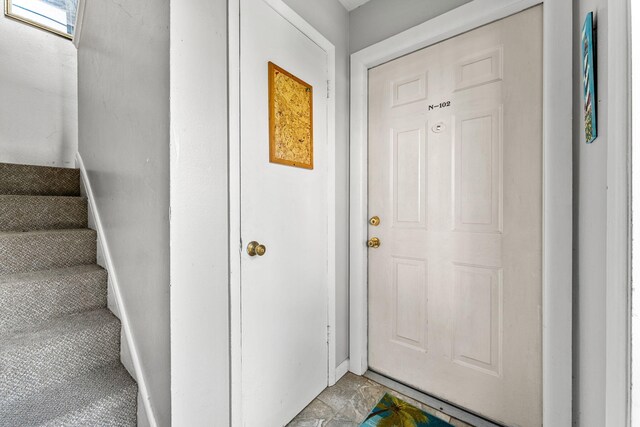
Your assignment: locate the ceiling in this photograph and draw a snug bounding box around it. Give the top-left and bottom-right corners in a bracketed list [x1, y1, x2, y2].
[338, 0, 372, 11]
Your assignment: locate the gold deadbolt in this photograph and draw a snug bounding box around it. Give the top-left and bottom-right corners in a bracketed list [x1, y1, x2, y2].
[369, 216, 380, 226]
[367, 237, 381, 248]
[247, 241, 267, 257]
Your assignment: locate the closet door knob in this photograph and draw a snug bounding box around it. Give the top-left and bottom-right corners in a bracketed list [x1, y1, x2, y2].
[247, 241, 267, 256]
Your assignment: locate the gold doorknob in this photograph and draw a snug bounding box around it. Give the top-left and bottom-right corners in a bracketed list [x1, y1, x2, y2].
[367, 237, 381, 248]
[247, 241, 267, 256]
[369, 216, 380, 226]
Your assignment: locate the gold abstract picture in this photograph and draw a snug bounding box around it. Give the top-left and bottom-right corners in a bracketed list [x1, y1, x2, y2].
[268, 62, 313, 169]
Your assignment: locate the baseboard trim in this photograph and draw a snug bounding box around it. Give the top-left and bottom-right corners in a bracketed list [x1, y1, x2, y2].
[76, 153, 158, 427]
[336, 359, 350, 382]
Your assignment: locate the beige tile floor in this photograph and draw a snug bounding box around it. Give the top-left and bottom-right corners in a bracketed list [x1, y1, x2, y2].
[286, 373, 473, 427]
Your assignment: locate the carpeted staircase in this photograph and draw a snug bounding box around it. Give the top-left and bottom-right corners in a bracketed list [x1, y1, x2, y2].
[0, 163, 137, 426]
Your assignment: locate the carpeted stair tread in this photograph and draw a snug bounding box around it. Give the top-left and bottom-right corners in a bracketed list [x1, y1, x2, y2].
[0, 265, 107, 334]
[0, 362, 137, 427]
[0, 195, 88, 231]
[0, 163, 80, 197]
[0, 309, 121, 405]
[0, 264, 104, 285]
[0, 162, 137, 424]
[0, 229, 96, 275]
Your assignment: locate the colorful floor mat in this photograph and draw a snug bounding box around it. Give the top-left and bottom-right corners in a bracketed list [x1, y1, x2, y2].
[361, 393, 454, 427]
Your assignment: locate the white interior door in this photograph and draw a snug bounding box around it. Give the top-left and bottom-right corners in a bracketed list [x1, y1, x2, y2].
[367, 7, 542, 427]
[240, 1, 329, 426]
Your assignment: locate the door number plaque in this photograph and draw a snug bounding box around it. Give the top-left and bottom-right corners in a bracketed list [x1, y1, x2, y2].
[428, 101, 451, 111]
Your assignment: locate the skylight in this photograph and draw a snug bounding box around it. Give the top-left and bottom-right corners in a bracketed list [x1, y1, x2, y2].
[5, 0, 78, 39]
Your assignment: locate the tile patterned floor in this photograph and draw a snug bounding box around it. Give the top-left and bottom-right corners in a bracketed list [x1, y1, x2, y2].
[286, 373, 474, 427]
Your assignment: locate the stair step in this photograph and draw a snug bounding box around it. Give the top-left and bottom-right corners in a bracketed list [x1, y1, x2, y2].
[0, 265, 107, 334]
[0, 362, 137, 427]
[0, 309, 121, 406]
[0, 195, 88, 232]
[0, 229, 96, 275]
[0, 163, 80, 197]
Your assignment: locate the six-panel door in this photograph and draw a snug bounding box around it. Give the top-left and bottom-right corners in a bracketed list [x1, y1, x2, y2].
[367, 6, 543, 427]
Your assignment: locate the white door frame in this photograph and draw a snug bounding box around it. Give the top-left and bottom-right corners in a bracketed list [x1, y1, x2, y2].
[608, 1, 632, 425]
[632, 2, 639, 424]
[348, 0, 573, 425]
[228, 0, 337, 425]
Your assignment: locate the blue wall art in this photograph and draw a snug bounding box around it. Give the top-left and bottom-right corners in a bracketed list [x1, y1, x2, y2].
[581, 12, 597, 144]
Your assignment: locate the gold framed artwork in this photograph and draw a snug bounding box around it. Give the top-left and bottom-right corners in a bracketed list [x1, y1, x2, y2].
[268, 62, 313, 169]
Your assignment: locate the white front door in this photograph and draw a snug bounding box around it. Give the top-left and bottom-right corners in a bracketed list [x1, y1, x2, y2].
[367, 7, 542, 427]
[240, 1, 329, 426]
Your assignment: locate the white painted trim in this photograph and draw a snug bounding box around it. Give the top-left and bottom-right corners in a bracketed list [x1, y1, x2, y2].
[72, 0, 86, 49]
[606, 1, 632, 425]
[76, 153, 158, 427]
[228, 0, 242, 423]
[335, 359, 350, 382]
[229, 1, 338, 424]
[348, 1, 573, 425]
[631, 2, 640, 423]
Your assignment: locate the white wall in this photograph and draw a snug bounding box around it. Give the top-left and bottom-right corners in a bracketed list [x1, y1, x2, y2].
[169, 0, 229, 425]
[77, 0, 170, 425]
[0, 15, 77, 167]
[348, 0, 472, 53]
[282, 0, 351, 367]
[573, 2, 607, 426]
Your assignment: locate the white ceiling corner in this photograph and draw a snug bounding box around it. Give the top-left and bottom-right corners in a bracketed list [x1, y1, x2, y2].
[338, 0, 372, 11]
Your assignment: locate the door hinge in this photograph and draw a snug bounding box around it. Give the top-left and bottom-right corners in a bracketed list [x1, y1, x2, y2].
[327, 80, 331, 99]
